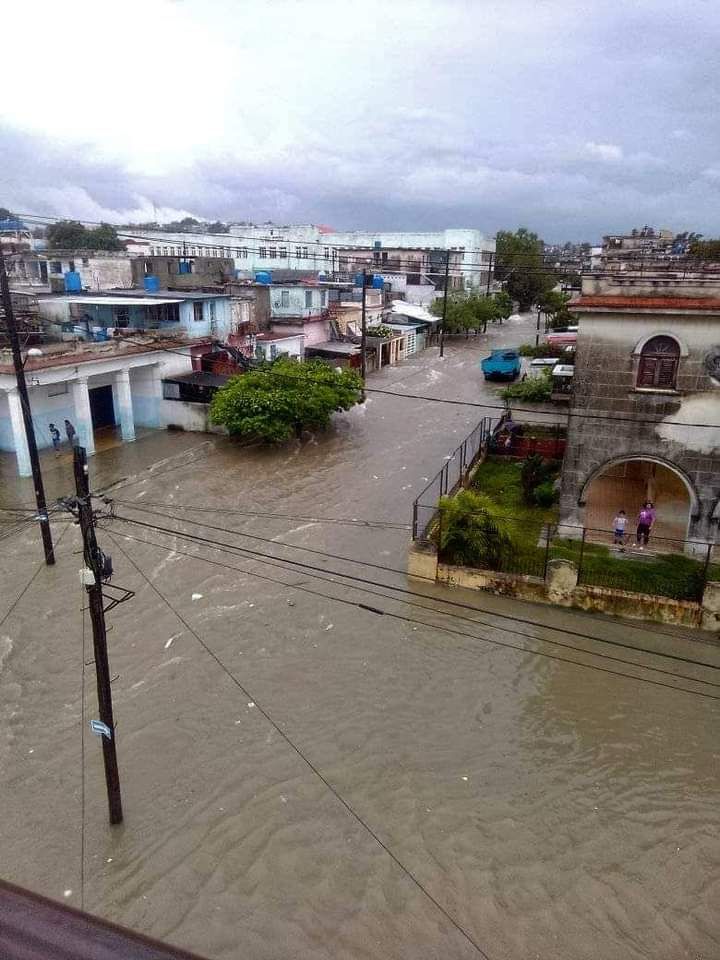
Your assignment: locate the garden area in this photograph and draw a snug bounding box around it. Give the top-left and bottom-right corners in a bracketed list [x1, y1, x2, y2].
[437, 454, 718, 601]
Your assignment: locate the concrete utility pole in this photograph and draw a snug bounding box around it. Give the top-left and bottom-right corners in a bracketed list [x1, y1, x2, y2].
[485, 252, 493, 297]
[0, 248, 55, 565]
[360, 269, 367, 382]
[73, 445, 123, 825]
[439, 251, 450, 358]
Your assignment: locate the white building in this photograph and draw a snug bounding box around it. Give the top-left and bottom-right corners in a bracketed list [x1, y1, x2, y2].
[125, 224, 495, 288]
[0, 338, 202, 476]
[0, 289, 237, 475]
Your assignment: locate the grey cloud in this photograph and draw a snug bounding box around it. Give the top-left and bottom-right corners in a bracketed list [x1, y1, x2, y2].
[2, 0, 720, 241]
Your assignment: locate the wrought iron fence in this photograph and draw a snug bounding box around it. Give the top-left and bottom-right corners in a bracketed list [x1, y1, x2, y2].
[435, 513, 719, 605]
[412, 416, 497, 543]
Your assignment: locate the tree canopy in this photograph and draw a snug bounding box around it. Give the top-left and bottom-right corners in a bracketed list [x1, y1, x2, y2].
[495, 227, 556, 310]
[430, 292, 511, 334]
[47, 220, 125, 251]
[689, 238, 720, 260]
[209, 358, 364, 443]
[537, 289, 573, 328]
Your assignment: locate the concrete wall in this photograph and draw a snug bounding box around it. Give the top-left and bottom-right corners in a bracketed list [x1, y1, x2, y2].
[269, 286, 327, 318]
[46, 254, 134, 291]
[255, 335, 304, 360]
[560, 309, 720, 541]
[130, 256, 234, 288]
[158, 398, 226, 434]
[269, 318, 327, 346]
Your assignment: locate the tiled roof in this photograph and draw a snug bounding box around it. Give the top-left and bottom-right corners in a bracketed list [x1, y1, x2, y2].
[571, 296, 720, 311]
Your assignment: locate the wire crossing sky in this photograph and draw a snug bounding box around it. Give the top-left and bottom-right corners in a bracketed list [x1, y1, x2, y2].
[2, 0, 720, 241]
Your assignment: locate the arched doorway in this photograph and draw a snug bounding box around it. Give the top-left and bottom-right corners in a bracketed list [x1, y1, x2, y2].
[581, 458, 694, 545]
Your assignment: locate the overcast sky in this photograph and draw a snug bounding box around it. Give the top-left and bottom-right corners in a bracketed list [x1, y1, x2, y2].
[2, 0, 719, 242]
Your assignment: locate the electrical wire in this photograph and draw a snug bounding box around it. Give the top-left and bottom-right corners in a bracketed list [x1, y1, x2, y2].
[110, 500, 720, 672]
[105, 529, 494, 960]
[108, 498, 410, 530]
[105, 514, 720, 697]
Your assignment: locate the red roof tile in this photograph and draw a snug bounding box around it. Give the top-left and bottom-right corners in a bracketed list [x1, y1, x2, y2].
[571, 296, 720, 311]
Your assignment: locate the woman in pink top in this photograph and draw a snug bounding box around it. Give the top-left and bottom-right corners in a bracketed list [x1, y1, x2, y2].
[635, 501, 656, 548]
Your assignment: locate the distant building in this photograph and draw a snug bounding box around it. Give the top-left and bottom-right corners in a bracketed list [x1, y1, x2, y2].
[560, 270, 720, 547]
[126, 223, 495, 289]
[130, 254, 234, 290]
[0, 217, 32, 255]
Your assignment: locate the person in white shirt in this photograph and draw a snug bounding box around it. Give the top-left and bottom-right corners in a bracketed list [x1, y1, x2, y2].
[613, 510, 627, 550]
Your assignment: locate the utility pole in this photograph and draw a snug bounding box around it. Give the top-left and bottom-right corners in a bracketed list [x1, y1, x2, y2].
[439, 250, 450, 358]
[73, 445, 123, 825]
[485, 252, 493, 297]
[360, 268, 367, 382]
[0, 248, 55, 565]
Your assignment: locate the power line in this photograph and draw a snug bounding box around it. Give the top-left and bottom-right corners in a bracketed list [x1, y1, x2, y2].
[108, 498, 410, 530]
[363, 387, 720, 431]
[114, 500, 417, 576]
[110, 501, 720, 672]
[106, 513, 720, 697]
[105, 530, 494, 960]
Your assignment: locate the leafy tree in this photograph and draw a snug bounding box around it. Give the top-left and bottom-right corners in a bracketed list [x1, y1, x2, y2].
[689, 238, 720, 260]
[495, 227, 556, 310]
[87, 223, 125, 251]
[47, 220, 88, 249]
[537, 290, 573, 328]
[431, 293, 500, 334]
[209, 358, 363, 442]
[437, 489, 517, 568]
[493, 290, 513, 321]
[47, 220, 124, 251]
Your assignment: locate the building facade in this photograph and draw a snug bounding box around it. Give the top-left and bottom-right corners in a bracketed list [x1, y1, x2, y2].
[0, 338, 205, 475]
[560, 273, 720, 547]
[126, 224, 495, 288]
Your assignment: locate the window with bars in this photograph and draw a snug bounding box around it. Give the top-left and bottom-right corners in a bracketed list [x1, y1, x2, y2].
[295, 246, 302, 259]
[637, 335, 680, 389]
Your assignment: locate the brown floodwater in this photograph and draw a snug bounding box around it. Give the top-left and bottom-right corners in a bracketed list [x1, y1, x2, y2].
[1, 317, 719, 960]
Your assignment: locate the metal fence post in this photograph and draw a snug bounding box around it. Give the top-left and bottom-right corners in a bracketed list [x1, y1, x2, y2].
[412, 501, 418, 541]
[437, 505, 444, 561]
[543, 523, 553, 580]
[701, 542, 713, 601]
[577, 526, 587, 584]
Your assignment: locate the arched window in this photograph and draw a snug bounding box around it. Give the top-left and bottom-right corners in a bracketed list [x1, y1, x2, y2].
[637, 335, 680, 389]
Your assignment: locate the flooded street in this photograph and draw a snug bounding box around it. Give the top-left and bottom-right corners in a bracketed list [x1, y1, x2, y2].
[1, 315, 719, 960]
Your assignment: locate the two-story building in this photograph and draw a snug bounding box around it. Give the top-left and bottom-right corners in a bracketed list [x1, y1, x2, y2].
[560, 272, 720, 547]
[267, 282, 330, 348]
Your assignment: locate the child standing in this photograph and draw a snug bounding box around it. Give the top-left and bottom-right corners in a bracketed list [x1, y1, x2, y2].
[612, 509, 627, 549]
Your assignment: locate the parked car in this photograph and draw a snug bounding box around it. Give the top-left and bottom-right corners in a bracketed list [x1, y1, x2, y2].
[480, 348, 521, 381]
[546, 326, 577, 348]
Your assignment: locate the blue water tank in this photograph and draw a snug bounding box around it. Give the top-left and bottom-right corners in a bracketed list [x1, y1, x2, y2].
[144, 275, 160, 292]
[354, 272, 364, 287]
[372, 274, 384, 289]
[64, 270, 82, 293]
[255, 271, 272, 285]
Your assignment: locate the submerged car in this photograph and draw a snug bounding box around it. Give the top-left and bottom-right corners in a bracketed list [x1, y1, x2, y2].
[480, 348, 521, 381]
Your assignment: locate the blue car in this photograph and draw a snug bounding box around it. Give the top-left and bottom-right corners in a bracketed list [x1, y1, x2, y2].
[480, 348, 521, 381]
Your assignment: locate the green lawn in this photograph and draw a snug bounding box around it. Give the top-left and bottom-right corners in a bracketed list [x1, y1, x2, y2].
[471, 457, 558, 543]
[466, 457, 716, 599]
[551, 539, 716, 602]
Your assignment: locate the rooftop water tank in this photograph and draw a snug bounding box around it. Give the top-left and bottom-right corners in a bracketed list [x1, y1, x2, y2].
[372, 274, 384, 289]
[255, 271, 272, 285]
[144, 275, 160, 292]
[64, 270, 82, 293]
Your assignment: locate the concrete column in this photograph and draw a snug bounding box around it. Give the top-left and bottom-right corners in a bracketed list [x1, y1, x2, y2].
[114, 369, 135, 441]
[7, 389, 31, 477]
[72, 376, 95, 456]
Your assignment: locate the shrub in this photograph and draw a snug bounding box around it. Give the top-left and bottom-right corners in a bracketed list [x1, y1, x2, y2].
[533, 480, 558, 507]
[437, 490, 517, 569]
[501, 368, 553, 402]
